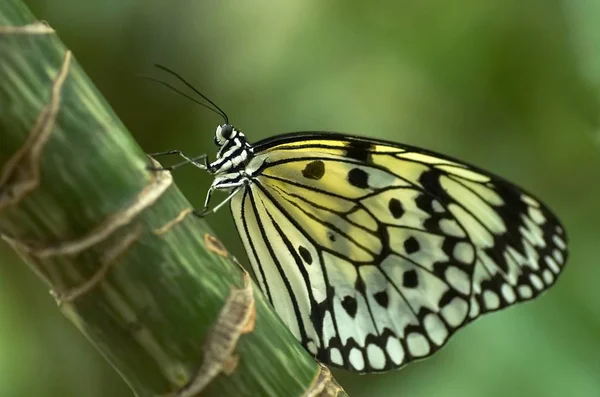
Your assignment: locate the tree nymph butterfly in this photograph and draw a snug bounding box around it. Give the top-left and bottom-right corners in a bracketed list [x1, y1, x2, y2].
[148, 66, 568, 373]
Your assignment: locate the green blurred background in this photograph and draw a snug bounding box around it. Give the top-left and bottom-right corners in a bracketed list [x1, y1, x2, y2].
[1, 0, 600, 396]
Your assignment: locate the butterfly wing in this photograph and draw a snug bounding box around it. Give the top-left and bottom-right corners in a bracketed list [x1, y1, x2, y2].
[230, 132, 567, 373]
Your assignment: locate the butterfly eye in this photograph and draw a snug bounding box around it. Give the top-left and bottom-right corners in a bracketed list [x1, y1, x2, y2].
[220, 124, 233, 140]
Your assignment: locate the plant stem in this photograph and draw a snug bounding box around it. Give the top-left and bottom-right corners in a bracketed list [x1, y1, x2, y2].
[0, 1, 346, 396]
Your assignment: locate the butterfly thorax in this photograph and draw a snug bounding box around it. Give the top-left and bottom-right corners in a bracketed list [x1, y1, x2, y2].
[208, 124, 254, 175]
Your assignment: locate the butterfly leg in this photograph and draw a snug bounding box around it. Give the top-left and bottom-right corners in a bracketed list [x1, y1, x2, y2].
[194, 179, 248, 217]
[201, 185, 216, 213]
[147, 151, 208, 171]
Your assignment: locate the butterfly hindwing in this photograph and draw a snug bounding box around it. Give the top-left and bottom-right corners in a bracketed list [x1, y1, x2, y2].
[230, 132, 567, 372]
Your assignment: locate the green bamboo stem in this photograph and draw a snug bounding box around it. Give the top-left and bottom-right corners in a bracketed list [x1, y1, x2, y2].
[0, 1, 346, 396]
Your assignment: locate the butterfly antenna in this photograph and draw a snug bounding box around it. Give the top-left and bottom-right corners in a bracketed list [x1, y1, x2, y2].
[141, 75, 227, 121]
[153, 64, 229, 124]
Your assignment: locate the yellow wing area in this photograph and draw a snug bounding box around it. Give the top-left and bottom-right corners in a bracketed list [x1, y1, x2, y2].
[232, 133, 567, 373]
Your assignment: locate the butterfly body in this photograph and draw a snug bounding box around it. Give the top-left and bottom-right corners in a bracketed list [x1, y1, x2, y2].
[179, 124, 568, 373]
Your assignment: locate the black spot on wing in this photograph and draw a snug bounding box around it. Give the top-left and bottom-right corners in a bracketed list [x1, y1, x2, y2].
[354, 274, 367, 294]
[302, 160, 325, 180]
[373, 290, 389, 308]
[419, 168, 446, 200]
[388, 198, 404, 219]
[403, 269, 419, 288]
[342, 296, 358, 317]
[345, 140, 373, 162]
[298, 245, 313, 265]
[404, 236, 420, 254]
[348, 168, 369, 188]
[489, 181, 529, 257]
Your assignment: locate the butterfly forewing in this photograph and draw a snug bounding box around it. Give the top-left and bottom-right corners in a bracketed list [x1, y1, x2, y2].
[230, 133, 567, 373]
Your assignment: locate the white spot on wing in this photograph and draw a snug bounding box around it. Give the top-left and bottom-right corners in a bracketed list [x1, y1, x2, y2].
[424, 314, 448, 346]
[528, 207, 546, 224]
[349, 348, 365, 371]
[501, 284, 516, 304]
[545, 256, 560, 274]
[555, 225, 564, 235]
[441, 297, 468, 327]
[543, 269, 554, 285]
[407, 333, 431, 357]
[366, 344, 387, 370]
[432, 200, 445, 213]
[330, 347, 343, 365]
[445, 266, 471, 295]
[483, 290, 500, 310]
[518, 285, 533, 299]
[469, 298, 480, 318]
[385, 337, 405, 366]
[552, 249, 564, 264]
[552, 234, 567, 250]
[453, 242, 475, 264]
[530, 274, 544, 291]
[521, 194, 540, 207]
[439, 218, 466, 237]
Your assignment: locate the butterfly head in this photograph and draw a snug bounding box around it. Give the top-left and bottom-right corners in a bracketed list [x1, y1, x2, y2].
[214, 124, 240, 146]
[209, 123, 254, 175]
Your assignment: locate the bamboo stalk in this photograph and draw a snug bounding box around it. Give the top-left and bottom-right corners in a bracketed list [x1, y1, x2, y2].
[0, 1, 346, 396]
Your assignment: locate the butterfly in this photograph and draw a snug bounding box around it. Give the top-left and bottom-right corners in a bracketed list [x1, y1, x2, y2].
[149, 67, 568, 373]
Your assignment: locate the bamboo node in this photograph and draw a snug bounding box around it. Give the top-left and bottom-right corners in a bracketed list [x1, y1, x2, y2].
[0, 50, 71, 212]
[176, 271, 255, 397]
[153, 207, 193, 235]
[52, 224, 143, 305]
[303, 364, 345, 397]
[1, 165, 171, 258]
[204, 233, 229, 257]
[0, 21, 55, 34]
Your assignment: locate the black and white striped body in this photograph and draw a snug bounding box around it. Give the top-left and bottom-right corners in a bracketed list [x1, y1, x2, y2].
[209, 124, 255, 190]
[210, 124, 254, 174]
